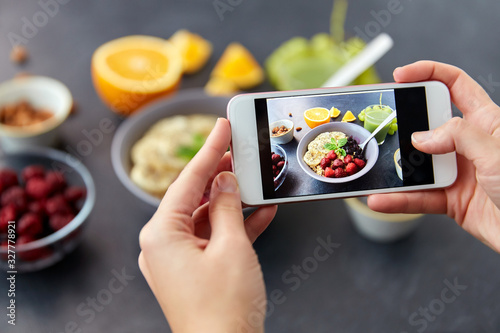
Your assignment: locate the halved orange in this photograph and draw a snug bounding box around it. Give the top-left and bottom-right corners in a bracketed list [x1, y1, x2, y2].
[304, 107, 330, 128]
[91, 35, 183, 116]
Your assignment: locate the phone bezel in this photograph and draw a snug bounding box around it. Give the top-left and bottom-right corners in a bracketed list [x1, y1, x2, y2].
[228, 81, 457, 206]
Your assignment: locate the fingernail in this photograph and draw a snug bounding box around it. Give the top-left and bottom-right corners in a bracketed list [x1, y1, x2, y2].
[412, 130, 434, 144]
[217, 172, 238, 193]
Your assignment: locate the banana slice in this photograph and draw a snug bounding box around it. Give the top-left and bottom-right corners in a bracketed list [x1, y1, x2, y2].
[130, 163, 178, 198]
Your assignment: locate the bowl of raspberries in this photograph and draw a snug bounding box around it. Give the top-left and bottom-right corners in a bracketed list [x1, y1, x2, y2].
[0, 147, 95, 272]
[296, 122, 379, 183]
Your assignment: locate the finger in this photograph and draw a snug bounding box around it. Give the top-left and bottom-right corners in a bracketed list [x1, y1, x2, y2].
[207, 172, 246, 245]
[393, 61, 493, 115]
[368, 191, 447, 215]
[158, 118, 231, 217]
[200, 152, 234, 204]
[244, 205, 278, 243]
[412, 117, 500, 175]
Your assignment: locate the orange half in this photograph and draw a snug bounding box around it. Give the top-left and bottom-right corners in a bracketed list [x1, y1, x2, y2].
[304, 107, 330, 128]
[91, 35, 183, 116]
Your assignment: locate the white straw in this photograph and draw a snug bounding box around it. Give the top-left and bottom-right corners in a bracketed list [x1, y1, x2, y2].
[321, 33, 394, 88]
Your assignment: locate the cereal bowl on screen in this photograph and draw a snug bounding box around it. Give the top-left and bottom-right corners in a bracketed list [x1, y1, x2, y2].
[296, 122, 378, 183]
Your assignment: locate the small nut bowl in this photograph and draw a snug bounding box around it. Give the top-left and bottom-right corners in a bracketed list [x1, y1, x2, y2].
[0, 76, 73, 151]
[0, 147, 95, 272]
[270, 119, 294, 145]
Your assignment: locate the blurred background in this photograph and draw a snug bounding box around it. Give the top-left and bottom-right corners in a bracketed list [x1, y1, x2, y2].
[1, 0, 499, 332]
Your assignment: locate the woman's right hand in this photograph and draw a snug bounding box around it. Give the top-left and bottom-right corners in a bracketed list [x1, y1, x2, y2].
[368, 60, 500, 253]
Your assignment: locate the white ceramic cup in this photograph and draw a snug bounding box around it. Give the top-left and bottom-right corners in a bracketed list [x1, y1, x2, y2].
[344, 197, 423, 242]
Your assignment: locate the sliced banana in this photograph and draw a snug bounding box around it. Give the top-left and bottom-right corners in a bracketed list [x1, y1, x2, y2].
[129, 114, 218, 198]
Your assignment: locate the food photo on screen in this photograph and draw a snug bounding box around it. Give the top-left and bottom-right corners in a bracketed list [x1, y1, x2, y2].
[258, 89, 403, 199]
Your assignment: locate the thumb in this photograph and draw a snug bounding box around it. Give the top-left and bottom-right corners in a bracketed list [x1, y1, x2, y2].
[412, 117, 500, 173]
[208, 172, 247, 243]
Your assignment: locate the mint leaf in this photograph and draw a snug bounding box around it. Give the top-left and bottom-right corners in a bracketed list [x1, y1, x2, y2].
[324, 142, 336, 150]
[176, 133, 206, 160]
[337, 137, 347, 147]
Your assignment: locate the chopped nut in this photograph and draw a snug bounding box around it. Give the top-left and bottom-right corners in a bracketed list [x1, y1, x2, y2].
[288, 113, 292, 117]
[296, 127, 302, 131]
[271, 125, 290, 137]
[0, 100, 53, 127]
[70, 101, 78, 115]
[10, 45, 28, 64]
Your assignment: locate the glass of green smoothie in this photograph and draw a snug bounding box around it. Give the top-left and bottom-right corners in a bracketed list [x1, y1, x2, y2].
[362, 104, 394, 145]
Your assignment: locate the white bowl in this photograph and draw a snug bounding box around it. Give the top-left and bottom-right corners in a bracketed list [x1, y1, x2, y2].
[344, 197, 423, 243]
[0, 76, 73, 151]
[269, 119, 294, 144]
[394, 148, 402, 180]
[296, 122, 379, 183]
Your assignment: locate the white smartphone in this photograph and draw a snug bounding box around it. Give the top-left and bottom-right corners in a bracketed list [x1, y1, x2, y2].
[227, 81, 457, 206]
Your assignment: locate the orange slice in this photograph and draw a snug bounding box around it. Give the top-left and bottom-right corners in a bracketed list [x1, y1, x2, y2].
[204, 77, 239, 97]
[91, 35, 183, 116]
[210, 43, 264, 90]
[341, 110, 356, 122]
[169, 30, 212, 74]
[304, 107, 330, 128]
[330, 107, 341, 118]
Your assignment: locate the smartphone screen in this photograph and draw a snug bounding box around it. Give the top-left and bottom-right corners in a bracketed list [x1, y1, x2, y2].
[255, 87, 434, 200]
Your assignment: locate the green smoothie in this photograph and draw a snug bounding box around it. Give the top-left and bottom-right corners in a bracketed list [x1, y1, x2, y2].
[363, 105, 394, 144]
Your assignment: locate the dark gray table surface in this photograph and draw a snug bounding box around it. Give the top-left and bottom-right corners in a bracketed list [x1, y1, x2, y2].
[1, 1, 499, 332]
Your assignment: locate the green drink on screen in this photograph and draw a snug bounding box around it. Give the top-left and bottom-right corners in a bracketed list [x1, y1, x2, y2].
[363, 105, 394, 145]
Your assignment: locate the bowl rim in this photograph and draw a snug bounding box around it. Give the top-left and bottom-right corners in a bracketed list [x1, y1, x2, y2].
[111, 88, 231, 207]
[271, 144, 287, 180]
[296, 122, 379, 183]
[0, 76, 73, 138]
[0, 147, 95, 251]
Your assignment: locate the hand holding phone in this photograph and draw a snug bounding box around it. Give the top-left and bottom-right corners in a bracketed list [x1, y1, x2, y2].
[228, 80, 457, 206]
[367, 61, 500, 253]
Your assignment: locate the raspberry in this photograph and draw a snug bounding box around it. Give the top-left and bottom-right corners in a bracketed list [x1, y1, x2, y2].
[276, 161, 285, 169]
[0, 168, 18, 192]
[326, 151, 337, 161]
[28, 200, 46, 216]
[354, 158, 366, 169]
[320, 158, 331, 170]
[332, 159, 344, 169]
[45, 171, 67, 193]
[45, 194, 72, 216]
[345, 162, 359, 176]
[271, 154, 282, 164]
[1, 186, 27, 211]
[18, 213, 43, 236]
[324, 167, 335, 178]
[334, 168, 347, 178]
[49, 213, 75, 231]
[21, 165, 45, 183]
[26, 178, 52, 199]
[0, 205, 17, 233]
[344, 155, 353, 164]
